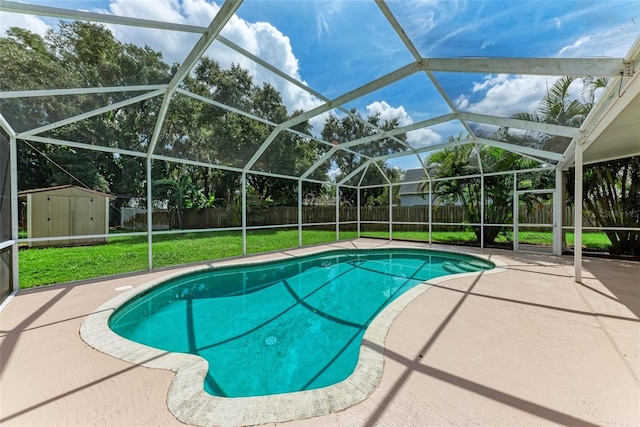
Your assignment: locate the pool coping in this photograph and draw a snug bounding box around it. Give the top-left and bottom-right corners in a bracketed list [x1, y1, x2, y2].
[80, 245, 507, 426]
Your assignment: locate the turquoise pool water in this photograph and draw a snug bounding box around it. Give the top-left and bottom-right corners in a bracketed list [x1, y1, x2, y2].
[109, 249, 493, 398]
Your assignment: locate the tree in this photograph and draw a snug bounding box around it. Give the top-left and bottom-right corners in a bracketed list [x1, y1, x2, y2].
[321, 110, 405, 205]
[1, 23, 171, 202]
[506, 77, 638, 255]
[1, 22, 337, 220]
[568, 157, 640, 255]
[508, 76, 590, 154]
[421, 140, 545, 245]
[164, 58, 327, 208]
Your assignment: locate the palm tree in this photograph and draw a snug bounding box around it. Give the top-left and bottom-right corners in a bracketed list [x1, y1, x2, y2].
[420, 138, 542, 245]
[506, 76, 593, 154]
[509, 76, 638, 255]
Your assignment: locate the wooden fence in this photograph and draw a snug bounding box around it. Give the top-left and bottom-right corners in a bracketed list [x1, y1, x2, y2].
[124, 203, 588, 230]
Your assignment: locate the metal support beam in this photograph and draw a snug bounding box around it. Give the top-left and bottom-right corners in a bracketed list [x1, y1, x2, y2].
[480, 175, 485, 249]
[335, 186, 340, 241]
[513, 172, 518, 252]
[376, 0, 475, 138]
[20, 89, 164, 137]
[422, 57, 624, 77]
[246, 62, 420, 173]
[216, 33, 411, 155]
[553, 167, 563, 255]
[357, 189, 361, 238]
[10, 134, 19, 291]
[458, 112, 580, 138]
[298, 180, 302, 247]
[0, 114, 15, 137]
[0, 0, 207, 33]
[242, 172, 247, 256]
[338, 161, 370, 186]
[0, 85, 167, 99]
[176, 88, 277, 127]
[337, 113, 455, 151]
[428, 181, 432, 246]
[20, 135, 147, 158]
[146, 0, 242, 157]
[574, 144, 583, 282]
[146, 157, 153, 270]
[300, 147, 338, 179]
[243, 128, 282, 172]
[278, 62, 420, 131]
[389, 183, 393, 240]
[474, 137, 562, 161]
[371, 137, 471, 163]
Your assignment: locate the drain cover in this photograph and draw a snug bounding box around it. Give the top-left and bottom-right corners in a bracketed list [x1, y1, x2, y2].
[265, 336, 277, 345]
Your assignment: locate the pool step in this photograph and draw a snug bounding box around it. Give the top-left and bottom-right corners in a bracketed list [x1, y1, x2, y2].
[442, 260, 490, 274]
[462, 259, 492, 270]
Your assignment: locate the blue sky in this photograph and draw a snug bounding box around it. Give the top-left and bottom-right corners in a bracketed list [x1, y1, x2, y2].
[2, 0, 639, 171]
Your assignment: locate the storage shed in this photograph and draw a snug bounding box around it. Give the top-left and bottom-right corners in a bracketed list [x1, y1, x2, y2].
[19, 185, 113, 247]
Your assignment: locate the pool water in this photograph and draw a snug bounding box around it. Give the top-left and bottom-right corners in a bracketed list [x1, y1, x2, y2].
[109, 249, 493, 397]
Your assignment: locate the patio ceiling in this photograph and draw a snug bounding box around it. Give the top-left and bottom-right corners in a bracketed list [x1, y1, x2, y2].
[0, 0, 639, 185]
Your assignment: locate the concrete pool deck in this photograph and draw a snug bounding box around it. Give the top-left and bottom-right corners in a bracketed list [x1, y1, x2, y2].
[1, 239, 638, 426]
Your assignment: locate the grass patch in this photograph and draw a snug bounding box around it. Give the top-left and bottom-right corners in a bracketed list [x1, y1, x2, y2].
[359, 229, 612, 250]
[565, 232, 612, 250]
[18, 228, 613, 289]
[19, 236, 149, 288]
[18, 229, 357, 288]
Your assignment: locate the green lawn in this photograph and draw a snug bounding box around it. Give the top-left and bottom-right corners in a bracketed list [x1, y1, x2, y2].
[18, 229, 356, 289]
[363, 229, 611, 250]
[18, 228, 610, 289]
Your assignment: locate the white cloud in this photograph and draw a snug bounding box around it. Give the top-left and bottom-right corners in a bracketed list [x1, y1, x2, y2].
[328, 166, 341, 181]
[103, 0, 322, 116]
[366, 101, 412, 126]
[406, 128, 442, 148]
[314, 1, 345, 40]
[554, 18, 562, 30]
[472, 74, 509, 92]
[557, 25, 638, 58]
[365, 100, 442, 148]
[456, 20, 637, 129]
[480, 40, 493, 49]
[558, 35, 591, 56]
[0, 12, 50, 37]
[457, 74, 552, 118]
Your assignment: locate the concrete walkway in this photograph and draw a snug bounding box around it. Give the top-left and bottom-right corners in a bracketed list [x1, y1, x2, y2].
[1, 239, 638, 426]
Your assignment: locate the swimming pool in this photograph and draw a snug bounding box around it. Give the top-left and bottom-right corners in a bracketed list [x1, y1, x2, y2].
[108, 248, 494, 398]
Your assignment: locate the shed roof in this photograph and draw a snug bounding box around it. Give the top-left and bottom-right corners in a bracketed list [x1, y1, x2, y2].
[18, 185, 115, 199]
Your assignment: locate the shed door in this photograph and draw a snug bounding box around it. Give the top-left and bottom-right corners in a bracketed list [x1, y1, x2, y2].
[48, 196, 70, 246]
[73, 196, 94, 244]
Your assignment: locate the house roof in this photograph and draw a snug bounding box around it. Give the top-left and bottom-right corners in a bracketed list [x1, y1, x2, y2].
[399, 169, 426, 195]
